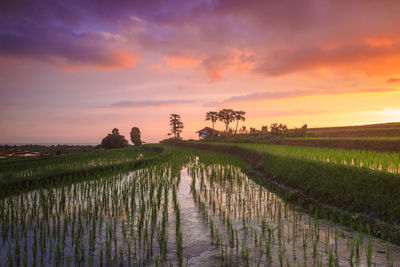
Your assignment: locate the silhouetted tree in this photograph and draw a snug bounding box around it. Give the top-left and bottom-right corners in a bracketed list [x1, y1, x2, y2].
[234, 111, 246, 134]
[170, 114, 184, 139]
[112, 128, 119, 135]
[270, 123, 288, 136]
[249, 127, 257, 134]
[205, 111, 218, 132]
[270, 123, 279, 136]
[130, 127, 142, 146]
[278, 123, 288, 136]
[218, 109, 235, 133]
[101, 128, 129, 149]
[301, 124, 308, 137]
[261, 125, 268, 134]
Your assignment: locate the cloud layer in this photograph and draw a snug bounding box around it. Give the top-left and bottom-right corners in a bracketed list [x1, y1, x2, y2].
[109, 99, 195, 107]
[2, 0, 400, 78]
[2, 0, 400, 143]
[208, 88, 400, 106]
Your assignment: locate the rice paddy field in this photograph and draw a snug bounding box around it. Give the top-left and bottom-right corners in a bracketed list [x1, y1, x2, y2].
[228, 143, 400, 174]
[0, 147, 158, 185]
[0, 146, 399, 266]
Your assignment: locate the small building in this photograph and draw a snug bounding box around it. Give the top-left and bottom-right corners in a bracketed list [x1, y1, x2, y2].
[196, 127, 219, 139]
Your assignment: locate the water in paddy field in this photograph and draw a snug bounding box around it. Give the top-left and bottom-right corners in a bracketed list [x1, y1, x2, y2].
[0, 155, 399, 266]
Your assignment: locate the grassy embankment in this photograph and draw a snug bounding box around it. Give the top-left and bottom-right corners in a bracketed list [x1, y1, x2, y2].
[171, 141, 400, 244]
[0, 145, 168, 193]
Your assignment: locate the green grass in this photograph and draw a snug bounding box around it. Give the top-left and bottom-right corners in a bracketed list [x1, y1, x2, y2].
[210, 142, 400, 174]
[204, 134, 400, 144]
[307, 127, 400, 138]
[176, 141, 400, 243]
[287, 136, 400, 141]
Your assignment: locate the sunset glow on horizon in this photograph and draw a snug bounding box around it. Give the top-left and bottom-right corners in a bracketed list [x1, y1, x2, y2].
[1, 0, 400, 144]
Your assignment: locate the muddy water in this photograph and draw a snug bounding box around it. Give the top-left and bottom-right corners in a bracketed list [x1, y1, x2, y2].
[0, 156, 399, 266]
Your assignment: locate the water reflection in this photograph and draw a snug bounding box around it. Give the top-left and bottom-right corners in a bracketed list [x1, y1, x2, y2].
[0, 155, 398, 266]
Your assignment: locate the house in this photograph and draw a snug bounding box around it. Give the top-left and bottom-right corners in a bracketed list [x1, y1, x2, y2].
[196, 127, 219, 139]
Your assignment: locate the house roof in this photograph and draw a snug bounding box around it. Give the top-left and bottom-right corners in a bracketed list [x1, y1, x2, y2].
[196, 127, 219, 133]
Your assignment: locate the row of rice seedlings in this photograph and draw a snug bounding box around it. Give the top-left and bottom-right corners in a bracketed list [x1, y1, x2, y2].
[235, 143, 400, 174]
[0, 146, 398, 266]
[0, 147, 155, 181]
[0, 156, 188, 266]
[186, 157, 397, 266]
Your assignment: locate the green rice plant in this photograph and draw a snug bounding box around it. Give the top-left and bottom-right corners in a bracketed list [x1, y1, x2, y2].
[0, 145, 398, 266]
[216, 142, 400, 174]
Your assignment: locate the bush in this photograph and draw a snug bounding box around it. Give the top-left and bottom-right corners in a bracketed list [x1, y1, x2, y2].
[101, 129, 129, 149]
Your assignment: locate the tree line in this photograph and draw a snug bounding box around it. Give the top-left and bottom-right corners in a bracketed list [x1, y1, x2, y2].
[205, 109, 246, 134]
[102, 109, 307, 148]
[204, 109, 307, 137]
[167, 109, 308, 140]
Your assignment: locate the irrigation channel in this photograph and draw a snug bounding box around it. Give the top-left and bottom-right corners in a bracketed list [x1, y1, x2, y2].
[0, 148, 399, 266]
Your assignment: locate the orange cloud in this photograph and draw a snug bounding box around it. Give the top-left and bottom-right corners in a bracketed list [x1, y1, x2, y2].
[365, 37, 393, 47]
[164, 56, 200, 68]
[62, 50, 141, 71]
[387, 78, 400, 83]
[255, 40, 400, 77]
[206, 87, 399, 106]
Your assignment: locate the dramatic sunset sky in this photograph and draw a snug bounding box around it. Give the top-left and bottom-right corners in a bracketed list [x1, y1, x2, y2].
[1, 0, 400, 143]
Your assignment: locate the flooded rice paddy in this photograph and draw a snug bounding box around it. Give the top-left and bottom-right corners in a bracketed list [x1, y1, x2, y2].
[0, 152, 399, 266]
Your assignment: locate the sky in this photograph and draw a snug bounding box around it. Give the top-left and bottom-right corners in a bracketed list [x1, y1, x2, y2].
[1, 0, 400, 144]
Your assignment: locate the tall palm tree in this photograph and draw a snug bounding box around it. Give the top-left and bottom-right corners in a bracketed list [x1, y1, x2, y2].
[205, 111, 218, 132]
[218, 109, 235, 133]
[234, 111, 246, 134]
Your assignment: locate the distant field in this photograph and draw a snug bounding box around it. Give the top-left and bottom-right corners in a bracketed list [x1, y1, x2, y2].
[203, 122, 400, 151]
[288, 136, 400, 140]
[0, 146, 159, 185]
[307, 122, 400, 138]
[270, 138, 400, 152]
[308, 122, 400, 131]
[209, 142, 400, 174]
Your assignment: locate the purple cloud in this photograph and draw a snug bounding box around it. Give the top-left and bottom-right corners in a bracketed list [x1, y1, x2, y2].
[1, 0, 400, 77]
[109, 99, 195, 107]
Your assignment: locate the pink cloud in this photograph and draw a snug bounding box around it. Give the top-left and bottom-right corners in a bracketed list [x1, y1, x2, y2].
[207, 87, 399, 106]
[164, 56, 200, 68]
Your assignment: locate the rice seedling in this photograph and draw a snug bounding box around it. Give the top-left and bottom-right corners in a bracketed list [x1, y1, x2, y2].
[0, 145, 399, 266]
[0, 147, 159, 186]
[229, 143, 400, 174]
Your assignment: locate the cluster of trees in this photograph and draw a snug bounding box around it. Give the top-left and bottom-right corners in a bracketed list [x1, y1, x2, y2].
[205, 109, 246, 134]
[202, 112, 308, 138]
[203, 109, 307, 137]
[245, 123, 307, 137]
[101, 127, 142, 149]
